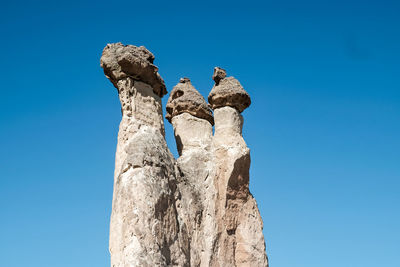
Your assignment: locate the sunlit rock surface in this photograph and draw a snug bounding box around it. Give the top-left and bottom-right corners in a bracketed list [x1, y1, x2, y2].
[101, 43, 268, 267]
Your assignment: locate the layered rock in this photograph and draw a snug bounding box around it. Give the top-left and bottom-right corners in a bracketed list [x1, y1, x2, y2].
[101, 42, 268, 267]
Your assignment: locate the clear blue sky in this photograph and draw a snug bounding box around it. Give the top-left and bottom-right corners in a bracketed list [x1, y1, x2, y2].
[1, 0, 399, 266]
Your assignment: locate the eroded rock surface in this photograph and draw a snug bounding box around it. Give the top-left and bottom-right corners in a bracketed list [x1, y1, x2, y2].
[101, 42, 268, 267]
[166, 78, 214, 125]
[208, 67, 251, 113]
[100, 43, 167, 97]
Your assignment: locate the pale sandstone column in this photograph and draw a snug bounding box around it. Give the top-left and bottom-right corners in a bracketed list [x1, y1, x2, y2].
[209, 67, 268, 267]
[100, 43, 188, 267]
[166, 78, 217, 266]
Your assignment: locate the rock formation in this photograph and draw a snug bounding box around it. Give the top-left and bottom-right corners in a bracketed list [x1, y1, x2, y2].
[101, 43, 268, 267]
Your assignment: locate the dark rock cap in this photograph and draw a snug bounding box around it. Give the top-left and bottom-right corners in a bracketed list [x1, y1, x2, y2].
[100, 42, 167, 97]
[166, 78, 214, 125]
[208, 67, 251, 113]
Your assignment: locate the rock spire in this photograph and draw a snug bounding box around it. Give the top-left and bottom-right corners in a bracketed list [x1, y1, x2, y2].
[101, 42, 268, 267]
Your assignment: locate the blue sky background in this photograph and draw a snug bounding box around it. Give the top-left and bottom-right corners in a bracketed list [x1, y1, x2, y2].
[1, 0, 399, 266]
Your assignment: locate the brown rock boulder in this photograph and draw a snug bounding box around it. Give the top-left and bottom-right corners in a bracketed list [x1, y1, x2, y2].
[208, 67, 251, 113]
[100, 42, 167, 97]
[166, 78, 214, 125]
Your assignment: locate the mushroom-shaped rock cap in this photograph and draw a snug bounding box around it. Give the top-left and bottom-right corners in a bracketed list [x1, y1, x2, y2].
[166, 78, 214, 125]
[208, 67, 251, 113]
[100, 42, 167, 97]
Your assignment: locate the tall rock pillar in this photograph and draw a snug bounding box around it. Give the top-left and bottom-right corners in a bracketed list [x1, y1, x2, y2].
[166, 78, 217, 266]
[100, 43, 188, 267]
[208, 67, 268, 266]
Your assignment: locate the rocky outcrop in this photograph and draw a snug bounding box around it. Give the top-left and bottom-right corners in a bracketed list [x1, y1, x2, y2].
[166, 78, 214, 125]
[101, 43, 268, 267]
[101, 43, 167, 97]
[208, 67, 251, 113]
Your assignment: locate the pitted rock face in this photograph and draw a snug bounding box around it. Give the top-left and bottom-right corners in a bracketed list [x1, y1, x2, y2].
[166, 78, 214, 125]
[100, 42, 167, 97]
[208, 69, 251, 113]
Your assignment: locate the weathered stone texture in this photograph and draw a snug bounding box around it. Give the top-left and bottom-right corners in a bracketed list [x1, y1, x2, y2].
[100, 43, 167, 97]
[208, 67, 251, 113]
[101, 42, 268, 267]
[166, 78, 214, 125]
